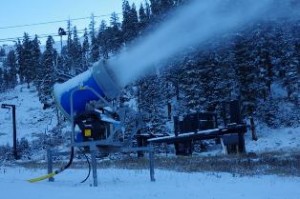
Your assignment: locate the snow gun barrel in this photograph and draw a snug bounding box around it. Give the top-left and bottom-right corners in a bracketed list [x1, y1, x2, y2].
[53, 62, 121, 120]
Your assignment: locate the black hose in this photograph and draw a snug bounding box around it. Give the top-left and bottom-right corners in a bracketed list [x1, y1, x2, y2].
[54, 147, 74, 175]
[79, 148, 91, 183]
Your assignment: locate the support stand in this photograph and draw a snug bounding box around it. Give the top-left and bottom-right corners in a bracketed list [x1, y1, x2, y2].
[47, 86, 155, 187]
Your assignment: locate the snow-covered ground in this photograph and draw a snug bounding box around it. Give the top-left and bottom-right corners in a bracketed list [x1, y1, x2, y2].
[0, 167, 299, 199]
[0, 85, 57, 145]
[246, 125, 300, 153]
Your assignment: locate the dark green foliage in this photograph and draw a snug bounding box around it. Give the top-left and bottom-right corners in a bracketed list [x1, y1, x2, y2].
[0, 68, 3, 91]
[108, 12, 123, 54]
[17, 137, 31, 159]
[137, 75, 169, 134]
[97, 20, 109, 59]
[89, 14, 100, 62]
[71, 26, 82, 74]
[31, 35, 42, 86]
[122, 1, 139, 43]
[39, 36, 57, 105]
[3, 50, 18, 88]
[18, 33, 31, 86]
[0, 48, 5, 56]
[138, 3, 150, 32]
[82, 28, 90, 70]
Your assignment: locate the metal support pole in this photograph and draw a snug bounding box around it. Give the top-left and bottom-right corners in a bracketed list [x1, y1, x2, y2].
[149, 144, 155, 182]
[47, 149, 54, 182]
[90, 144, 98, 187]
[12, 105, 17, 159]
[1, 104, 18, 159]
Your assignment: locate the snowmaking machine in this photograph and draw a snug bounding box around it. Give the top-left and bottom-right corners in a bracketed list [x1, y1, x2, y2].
[27, 62, 155, 186]
[53, 63, 123, 147]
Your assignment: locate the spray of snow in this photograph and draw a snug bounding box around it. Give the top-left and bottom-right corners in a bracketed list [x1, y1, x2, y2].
[108, 0, 297, 87]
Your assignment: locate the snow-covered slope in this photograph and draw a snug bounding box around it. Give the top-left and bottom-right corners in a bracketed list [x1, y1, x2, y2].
[0, 84, 299, 153]
[245, 125, 300, 153]
[0, 85, 57, 146]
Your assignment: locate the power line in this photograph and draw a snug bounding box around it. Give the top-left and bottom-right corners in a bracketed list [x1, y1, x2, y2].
[0, 29, 86, 43]
[0, 13, 121, 30]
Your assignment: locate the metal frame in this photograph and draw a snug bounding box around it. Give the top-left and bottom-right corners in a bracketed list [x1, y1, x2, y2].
[47, 86, 155, 187]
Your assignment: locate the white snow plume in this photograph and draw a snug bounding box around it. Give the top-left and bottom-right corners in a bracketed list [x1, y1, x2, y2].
[108, 0, 296, 87]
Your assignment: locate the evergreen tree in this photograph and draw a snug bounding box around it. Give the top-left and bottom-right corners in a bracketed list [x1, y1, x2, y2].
[98, 20, 109, 59]
[145, 1, 152, 20]
[3, 50, 18, 88]
[149, 0, 173, 20]
[67, 20, 73, 53]
[0, 68, 3, 91]
[39, 36, 57, 105]
[21, 33, 34, 87]
[160, 0, 174, 12]
[89, 14, 100, 62]
[31, 35, 42, 86]
[137, 75, 169, 134]
[59, 46, 69, 73]
[108, 12, 123, 53]
[2, 69, 10, 90]
[138, 4, 149, 32]
[71, 26, 82, 74]
[234, 33, 259, 116]
[250, 23, 274, 100]
[82, 28, 90, 70]
[15, 39, 24, 82]
[149, 0, 161, 17]
[65, 20, 73, 73]
[0, 48, 5, 57]
[122, 1, 139, 43]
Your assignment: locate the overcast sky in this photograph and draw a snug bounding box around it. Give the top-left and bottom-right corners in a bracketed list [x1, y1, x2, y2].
[0, 0, 143, 46]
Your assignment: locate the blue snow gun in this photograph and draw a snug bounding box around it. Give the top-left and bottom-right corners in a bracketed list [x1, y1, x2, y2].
[53, 62, 121, 119]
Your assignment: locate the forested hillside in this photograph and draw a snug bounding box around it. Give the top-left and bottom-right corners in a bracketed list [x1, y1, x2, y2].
[0, 0, 299, 133]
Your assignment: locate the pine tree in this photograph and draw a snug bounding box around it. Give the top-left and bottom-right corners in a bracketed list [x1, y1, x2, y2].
[122, 1, 139, 43]
[15, 39, 24, 83]
[98, 20, 109, 59]
[59, 46, 69, 73]
[39, 36, 57, 105]
[82, 28, 90, 70]
[250, 23, 274, 100]
[145, 1, 152, 20]
[65, 20, 73, 73]
[137, 75, 169, 134]
[149, 0, 173, 20]
[160, 0, 174, 12]
[2, 69, 10, 90]
[0, 48, 5, 57]
[138, 4, 149, 32]
[234, 33, 259, 116]
[31, 35, 42, 86]
[0, 68, 3, 91]
[149, 0, 161, 17]
[67, 20, 72, 54]
[89, 14, 100, 62]
[3, 50, 18, 88]
[71, 26, 82, 74]
[108, 12, 123, 54]
[21, 33, 34, 87]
